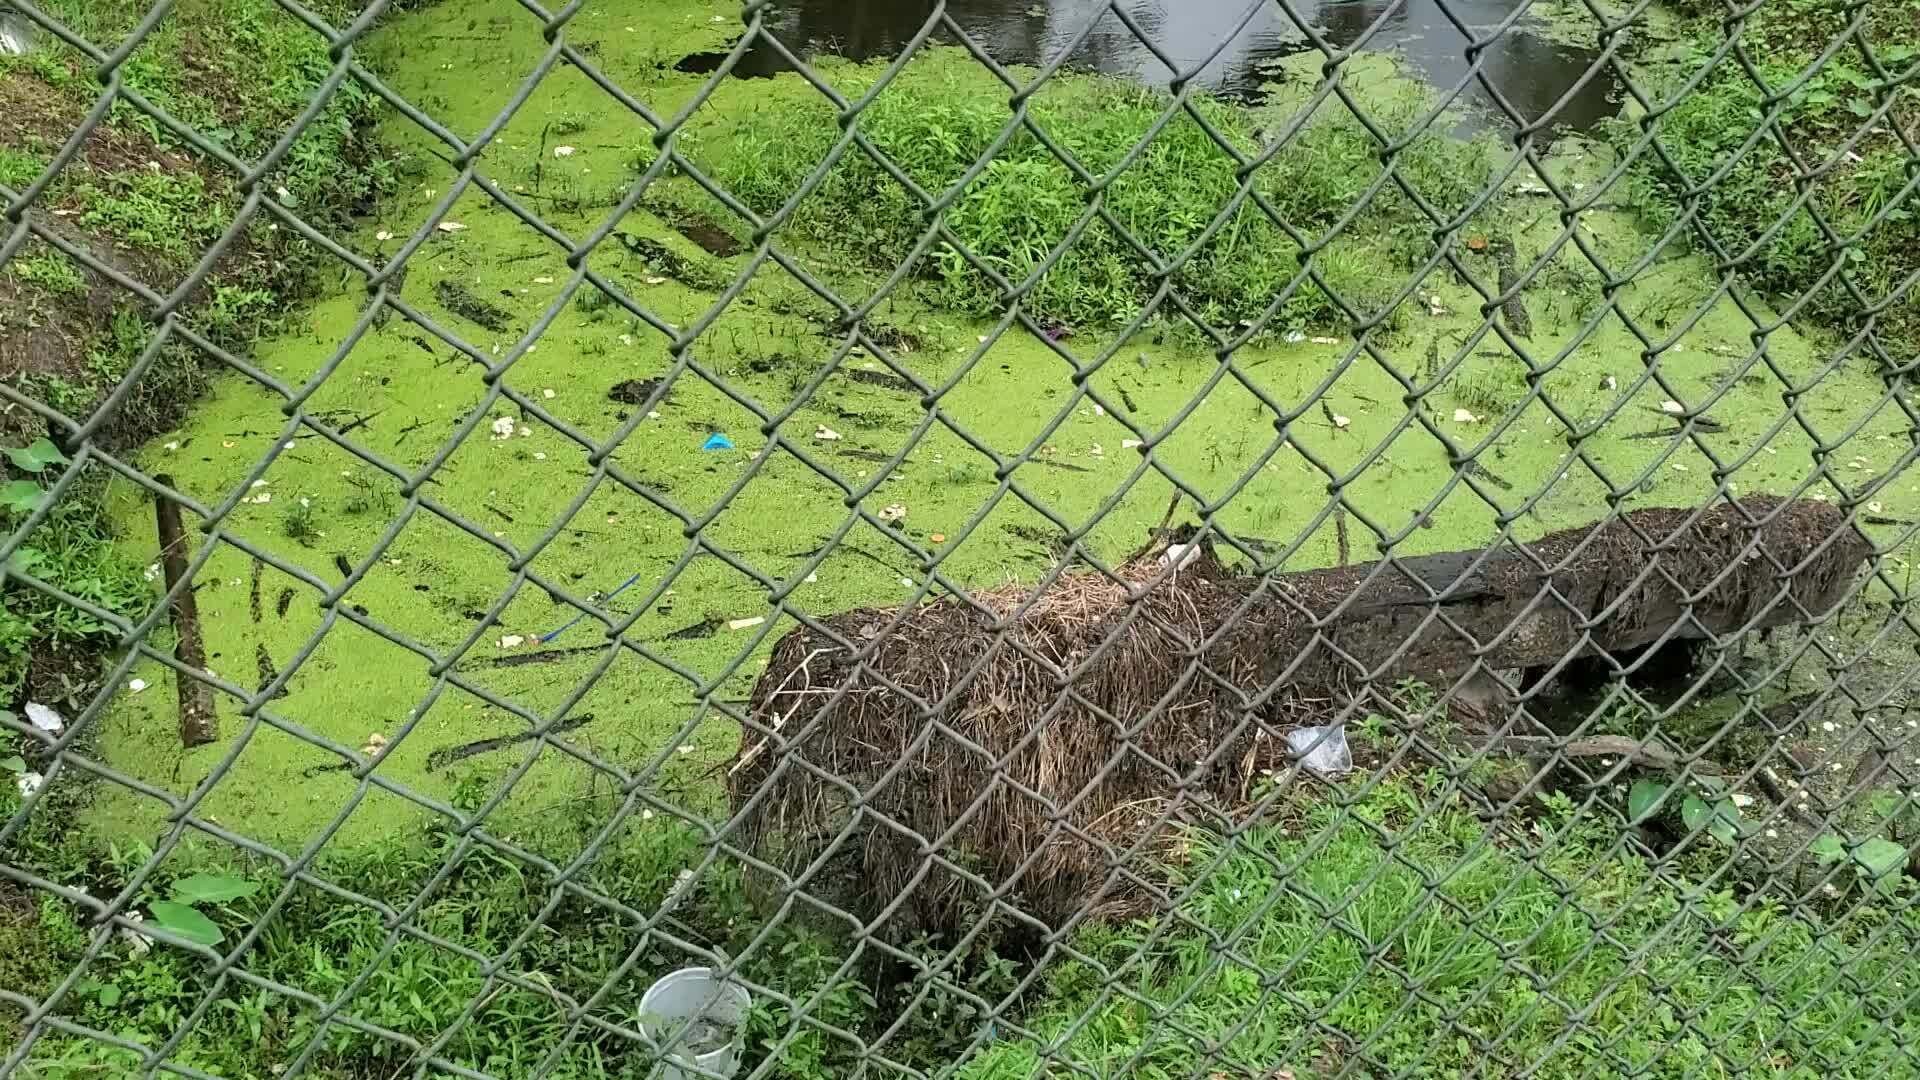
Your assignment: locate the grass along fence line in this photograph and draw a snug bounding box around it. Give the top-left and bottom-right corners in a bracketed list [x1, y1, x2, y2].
[3, 0, 1919, 1077]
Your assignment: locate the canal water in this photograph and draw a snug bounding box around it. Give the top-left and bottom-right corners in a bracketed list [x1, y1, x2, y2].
[686, 0, 1624, 135]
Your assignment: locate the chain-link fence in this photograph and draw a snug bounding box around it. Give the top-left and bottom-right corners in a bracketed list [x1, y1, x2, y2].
[4, 0, 1920, 1076]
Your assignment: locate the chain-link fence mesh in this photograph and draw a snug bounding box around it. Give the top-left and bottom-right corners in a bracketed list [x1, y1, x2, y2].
[3, 0, 1920, 1076]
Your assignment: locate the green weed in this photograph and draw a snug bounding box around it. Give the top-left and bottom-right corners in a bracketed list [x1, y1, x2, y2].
[696, 52, 1499, 332]
[4, 251, 87, 297]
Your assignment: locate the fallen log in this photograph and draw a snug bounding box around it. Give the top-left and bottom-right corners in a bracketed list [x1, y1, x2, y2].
[729, 497, 1869, 936]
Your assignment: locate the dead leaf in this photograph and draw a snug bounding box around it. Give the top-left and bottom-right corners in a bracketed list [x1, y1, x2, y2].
[879, 503, 907, 523]
[728, 616, 765, 631]
[1660, 400, 1685, 415]
[930, 533, 946, 543]
[1466, 236, 1488, 252]
[814, 424, 842, 441]
[435, 221, 466, 233]
[1453, 408, 1479, 423]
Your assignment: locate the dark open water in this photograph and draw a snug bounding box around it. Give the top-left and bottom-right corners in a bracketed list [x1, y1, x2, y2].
[685, 0, 1623, 135]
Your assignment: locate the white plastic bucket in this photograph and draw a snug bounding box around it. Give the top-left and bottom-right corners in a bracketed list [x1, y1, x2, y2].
[638, 967, 750, 1080]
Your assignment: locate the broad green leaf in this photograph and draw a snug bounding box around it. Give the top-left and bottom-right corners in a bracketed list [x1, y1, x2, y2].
[96, 982, 122, 1006]
[0, 480, 45, 513]
[1854, 838, 1907, 880]
[4, 438, 67, 474]
[148, 901, 223, 946]
[1627, 779, 1669, 824]
[1, 755, 23, 774]
[170, 873, 259, 905]
[1809, 834, 1845, 863]
[1708, 801, 1741, 845]
[1681, 795, 1711, 833]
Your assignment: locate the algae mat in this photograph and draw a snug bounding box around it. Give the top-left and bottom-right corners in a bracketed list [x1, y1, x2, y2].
[85, 0, 1915, 847]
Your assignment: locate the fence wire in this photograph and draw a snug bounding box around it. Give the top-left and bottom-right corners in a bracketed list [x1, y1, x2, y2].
[3, 0, 1920, 1077]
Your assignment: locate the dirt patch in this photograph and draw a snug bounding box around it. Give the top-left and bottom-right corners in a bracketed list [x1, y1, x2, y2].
[648, 203, 744, 258]
[614, 230, 726, 289]
[431, 279, 513, 333]
[608, 377, 670, 405]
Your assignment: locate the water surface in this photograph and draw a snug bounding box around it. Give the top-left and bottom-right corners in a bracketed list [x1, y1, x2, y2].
[697, 0, 1623, 134]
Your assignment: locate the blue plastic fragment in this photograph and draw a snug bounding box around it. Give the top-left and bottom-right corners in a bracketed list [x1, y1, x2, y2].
[702, 433, 734, 451]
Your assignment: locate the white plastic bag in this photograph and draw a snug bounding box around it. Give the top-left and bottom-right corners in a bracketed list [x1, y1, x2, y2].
[1285, 724, 1352, 777]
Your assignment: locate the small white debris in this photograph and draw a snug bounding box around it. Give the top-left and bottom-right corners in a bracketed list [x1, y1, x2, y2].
[275, 185, 293, 203]
[15, 771, 43, 797]
[518, 425, 531, 437]
[498, 635, 525, 649]
[1831, 762, 1845, 772]
[1092, 403, 1105, 417]
[1122, 439, 1144, 450]
[119, 912, 152, 957]
[375, 230, 394, 241]
[128, 679, 148, 694]
[1162, 543, 1201, 572]
[814, 424, 842, 441]
[1765, 828, 1778, 839]
[647, 410, 661, 420]
[1453, 408, 1479, 424]
[533, 452, 547, 461]
[491, 415, 516, 440]
[878, 503, 907, 523]
[1822, 721, 1836, 732]
[553, 146, 576, 158]
[1661, 400, 1684, 415]
[977, 335, 990, 344]
[1310, 336, 1340, 346]
[164, 441, 179, 451]
[618, 334, 634, 346]
[1284, 330, 1307, 344]
[1089, 444, 1103, 457]
[643, 276, 667, 285]
[144, 563, 161, 582]
[900, 577, 915, 588]
[1729, 793, 1753, 808]
[251, 479, 269, 489]
[534, 276, 553, 284]
[1868, 501, 1883, 513]
[26, 702, 63, 735]
[284, 441, 296, 450]
[804, 572, 817, 583]
[435, 221, 466, 233]
[1331, 414, 1352, 429]
[728, 616, 765, 631]
[1671, 463, 1689, 472]
[361, 732, 388, 757]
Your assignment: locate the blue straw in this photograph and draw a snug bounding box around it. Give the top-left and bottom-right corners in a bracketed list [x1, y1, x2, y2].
[537, 569, 648, 643]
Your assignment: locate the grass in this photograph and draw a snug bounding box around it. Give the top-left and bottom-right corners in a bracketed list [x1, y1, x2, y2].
[961, 777, 1920, 1078]
[7, 772, 1917, 1078]
[1606, 0, 1920, 361]
[0, 0, 411, 703]
[5, 0, 1920, 1076]
[691, 49, 1501, 334]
